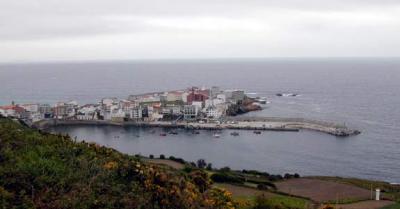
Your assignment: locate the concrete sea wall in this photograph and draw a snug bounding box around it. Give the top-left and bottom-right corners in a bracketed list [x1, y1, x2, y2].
[33, 117, 361, 137]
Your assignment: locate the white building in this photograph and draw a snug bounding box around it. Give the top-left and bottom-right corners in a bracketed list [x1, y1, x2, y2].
[192, 101, 203, 110]
[20, 104, 39, 113]
[184, 105, 198, 120]
[205, 98, 225, 108]
[131, 107, 143, 119]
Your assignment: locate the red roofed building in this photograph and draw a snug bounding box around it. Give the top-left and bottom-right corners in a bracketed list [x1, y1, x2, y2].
[0, 105, 28, 118]
[187, 87, 209, 105]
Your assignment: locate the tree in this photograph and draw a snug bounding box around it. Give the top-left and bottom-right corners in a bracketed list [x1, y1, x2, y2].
[206, 163, 212, 170]
[197, 159, 207, 169]
[149, 154, 154, 159]
[159, 154, 165, 159]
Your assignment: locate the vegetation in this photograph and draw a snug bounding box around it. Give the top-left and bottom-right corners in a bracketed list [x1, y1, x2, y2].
[380, 203, 400, 209]
[234, 194, 309, 209]
[310, 176, 400, 201]
[0, 118, 234, 209]
[211, 173, 245, 184]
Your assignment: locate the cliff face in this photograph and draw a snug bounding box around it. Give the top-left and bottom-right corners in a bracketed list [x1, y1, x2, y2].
[0, 118, 233, 209]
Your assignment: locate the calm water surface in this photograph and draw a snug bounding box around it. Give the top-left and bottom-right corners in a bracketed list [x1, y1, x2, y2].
[1, 58, 399, 182]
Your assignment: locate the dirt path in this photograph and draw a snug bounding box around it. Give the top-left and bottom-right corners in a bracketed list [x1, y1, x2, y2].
[276, 178, 371, 202]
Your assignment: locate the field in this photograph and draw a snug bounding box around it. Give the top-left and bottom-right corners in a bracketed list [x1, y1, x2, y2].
[334, 200, 396, 209]
[276, 178, 371, 203]
[214, 183, 311, 209]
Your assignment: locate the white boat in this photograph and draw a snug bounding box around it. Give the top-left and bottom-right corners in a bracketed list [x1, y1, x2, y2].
[213, 133, 221, 138]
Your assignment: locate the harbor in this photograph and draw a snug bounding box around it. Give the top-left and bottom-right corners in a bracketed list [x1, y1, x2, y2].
[2, 86, 360, 137]
[33, 116, 360, 137]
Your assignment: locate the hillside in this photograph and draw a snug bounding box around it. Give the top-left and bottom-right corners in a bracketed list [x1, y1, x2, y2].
[0, 118, 234, 209]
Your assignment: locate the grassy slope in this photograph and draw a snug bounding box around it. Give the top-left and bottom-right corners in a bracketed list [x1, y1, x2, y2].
[0, 118, 233, 209]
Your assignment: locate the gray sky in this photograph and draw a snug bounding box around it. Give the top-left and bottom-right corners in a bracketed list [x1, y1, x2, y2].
[1, 0, 400, 63]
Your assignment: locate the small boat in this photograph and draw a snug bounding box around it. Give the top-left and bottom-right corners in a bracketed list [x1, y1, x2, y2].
[258, 99, 267, 104]
[169, 130, 178, 135]
[192, 131, 200, 134]
[135, 135, 140, 138]
[213, 133, 221, 138]
[160, 133, 167, 136]
[253, 130, 262, 134]
[230, 132, 239, 136]
[150, 130, 156, 134]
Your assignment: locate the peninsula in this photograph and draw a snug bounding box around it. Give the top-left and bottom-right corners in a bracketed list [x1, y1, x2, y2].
[0, 86, 360, 137]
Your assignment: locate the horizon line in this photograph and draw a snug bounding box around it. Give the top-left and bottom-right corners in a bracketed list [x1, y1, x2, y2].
[1, 56, 400, 66]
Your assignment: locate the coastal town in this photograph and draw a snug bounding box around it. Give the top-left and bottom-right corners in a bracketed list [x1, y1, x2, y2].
[0, 86, 360, 137]
[0, 86, 263, 124]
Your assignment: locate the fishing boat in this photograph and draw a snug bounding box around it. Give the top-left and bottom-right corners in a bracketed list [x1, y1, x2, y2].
[192, 131, 200, 134]
[253, 130, 262, 134]
[160, 133, 167, 136]
[213, 133, 221, 138]
[169, 130, 178, 135]
[230, 132, 239, 136]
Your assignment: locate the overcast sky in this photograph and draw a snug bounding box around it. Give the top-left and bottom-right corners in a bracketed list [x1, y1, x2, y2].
[1, 0, 400, 63]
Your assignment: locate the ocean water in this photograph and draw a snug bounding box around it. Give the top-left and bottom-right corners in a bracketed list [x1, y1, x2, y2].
[1, 58, 399, 182]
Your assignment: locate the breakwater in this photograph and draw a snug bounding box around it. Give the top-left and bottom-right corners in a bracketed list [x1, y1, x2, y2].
[33, 117, 360, 137]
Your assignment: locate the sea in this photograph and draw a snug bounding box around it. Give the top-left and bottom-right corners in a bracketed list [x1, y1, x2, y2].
[1, 58, 399, 183]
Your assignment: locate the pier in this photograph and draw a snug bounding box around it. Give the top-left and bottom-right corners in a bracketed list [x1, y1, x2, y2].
[33, 117, 361, 137]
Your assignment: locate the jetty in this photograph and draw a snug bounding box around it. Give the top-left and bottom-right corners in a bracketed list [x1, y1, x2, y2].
[33, 117, 360, 137]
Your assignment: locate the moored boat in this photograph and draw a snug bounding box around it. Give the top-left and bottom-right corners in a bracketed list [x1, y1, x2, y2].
[230, 132, 239, 136]
[253, 130, 262, 134]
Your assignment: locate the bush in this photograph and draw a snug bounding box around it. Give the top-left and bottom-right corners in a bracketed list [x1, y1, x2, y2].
[220, 166, 231, 172]
[149, 154, 154, 159]
[268, 175, 283, 181]
[210, 173, 244, 184]
[168, 156, 185, 164]
[160, 154, 165, 159]
[242, 170, 270, 177]
[206, 163, 213, 170]
[257, 182, 276, 190]
[183, 165, 193, 173]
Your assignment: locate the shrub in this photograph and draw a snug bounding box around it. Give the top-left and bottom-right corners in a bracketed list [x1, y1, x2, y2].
[197, 159, 207, 169]
[257, 182, 276, 190]
[149, 154, 154, 159]
[210, 173, 244, 184]
[220, 166, 231, 172]
[159, 154, 165, 159]
[183, 165, 193, 173]
[206, 163, 213, 170]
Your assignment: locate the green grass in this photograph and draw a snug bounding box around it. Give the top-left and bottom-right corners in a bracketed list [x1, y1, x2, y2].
[380, 203, 400, 209]
[234, 193, 310, 209]
[309, 176, 400, 201]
